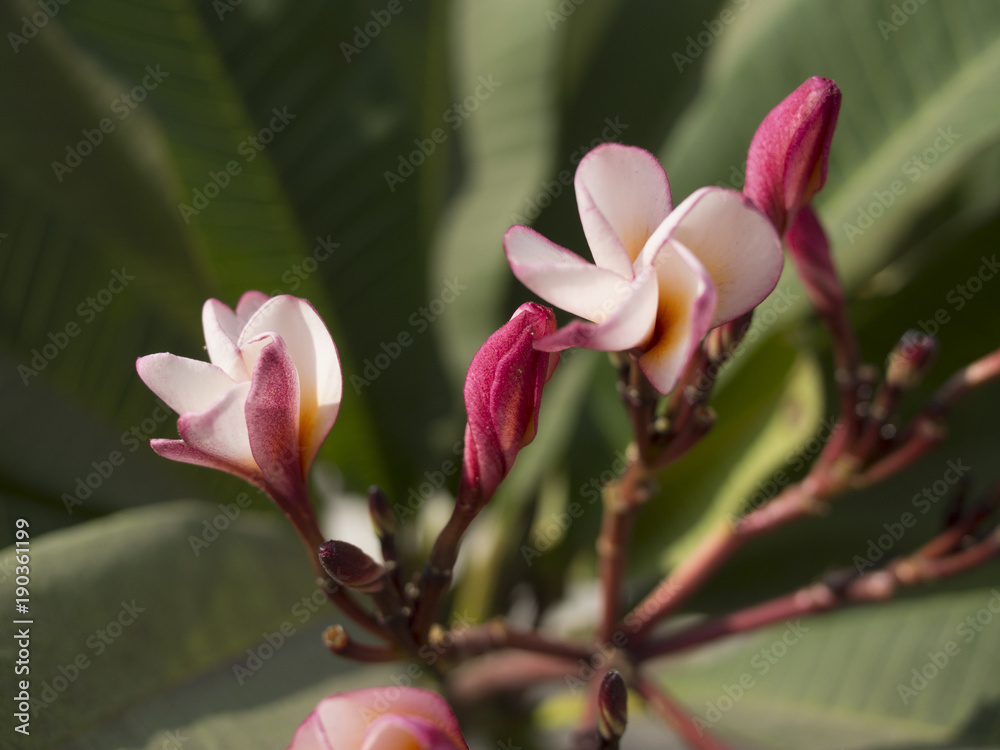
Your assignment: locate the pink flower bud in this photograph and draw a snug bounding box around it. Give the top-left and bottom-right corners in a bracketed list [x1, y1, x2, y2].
[744, 77, 841, 235]
[287, 688, 468, 750]
[886, 330, 939, 390]
[785, 206, 845, 318]
[462, 303, 559, 502]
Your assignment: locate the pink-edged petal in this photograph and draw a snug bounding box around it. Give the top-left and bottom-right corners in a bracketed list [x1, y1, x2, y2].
[202, 299, 249, 381]
[236, 290, 270, 321]
[535, 266, 658, 352]
[575, 143, 672, 274]
[361, 715, 465, 750]
[149, 439, 261, 486]
[646, 187, 782, 328]
[504, 225, 633, 322]
[245, 334, 306, 506]
[638, 241, 718, 395]
[239, 296, 342, 470]
[136, 353, 237, 415]
[177, 382, 258, 475]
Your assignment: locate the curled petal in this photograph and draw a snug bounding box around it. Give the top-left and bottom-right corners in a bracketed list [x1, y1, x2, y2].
[202, 299, 249, 381]
[535, 266, 658, 353]
[240, 296, 342, 471]
[148, 439, 260, 486]
[177, 382, 258, 476]
[236, 290, 270, 320]
[504, 226, 632, 322]
[136, 353, 236, 415]
[644, 187, 782, 328]
[639, 241, 718, 395]
[575, 143, 672, 275]
[245, 334, 306, 511]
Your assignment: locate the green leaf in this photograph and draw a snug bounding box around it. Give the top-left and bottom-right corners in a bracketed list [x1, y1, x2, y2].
[663, 586, 1000, 748]
[0, 500, 323, 749]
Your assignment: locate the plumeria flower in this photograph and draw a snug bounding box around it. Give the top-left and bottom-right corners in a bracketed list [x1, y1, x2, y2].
[287, 688, 469, 750]
[136, 291, 341, 547]
[504, 143, 782, 394]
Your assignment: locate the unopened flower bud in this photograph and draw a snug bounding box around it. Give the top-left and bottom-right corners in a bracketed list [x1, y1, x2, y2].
[318, 540, 385, 594]
[597, 670, 628, 745]
[886, 331, 939, 390]
[461, 303, 559, 503]
[744, 77, 841, 235]
[785, 205, 845, 318]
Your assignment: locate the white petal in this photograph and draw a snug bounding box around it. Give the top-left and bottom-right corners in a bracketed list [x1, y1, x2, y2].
[656, 187, 783, 327]
[236, 290, 270, 322]
[575, 143, 672, 275]
[136, 353, 238, 415]
[239, 296, 342, 467]
[504, 225, 631, 322]
[536, 266, 658, 352]
[177, 382, 258, 473]
[202, 299, 249, 381]
[638, 241, 718, 395]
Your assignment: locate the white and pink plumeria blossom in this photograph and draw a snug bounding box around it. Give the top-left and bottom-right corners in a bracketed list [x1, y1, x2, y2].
[287, 687, 469, 750]
[504, 143, 783, 394]
[136, 292, 341, 540]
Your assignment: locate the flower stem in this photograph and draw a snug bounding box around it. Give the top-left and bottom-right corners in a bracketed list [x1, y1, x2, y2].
[634, 674, 734, 750]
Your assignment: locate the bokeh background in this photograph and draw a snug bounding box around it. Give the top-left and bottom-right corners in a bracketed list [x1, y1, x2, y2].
[2, 0, 1000, 748]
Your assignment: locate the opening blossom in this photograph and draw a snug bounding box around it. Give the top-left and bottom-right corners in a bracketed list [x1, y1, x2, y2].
[287, 688, 469, 750]
[136, 291, 341, 546]
[504, 143, 782, 394]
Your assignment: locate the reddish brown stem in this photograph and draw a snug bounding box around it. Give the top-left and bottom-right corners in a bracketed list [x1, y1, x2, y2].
[634, 674, 735, 750]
